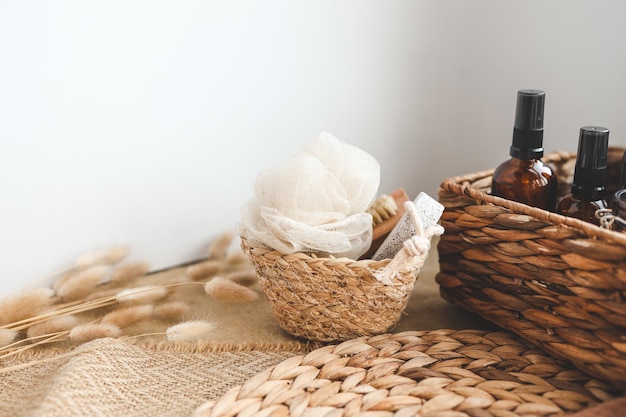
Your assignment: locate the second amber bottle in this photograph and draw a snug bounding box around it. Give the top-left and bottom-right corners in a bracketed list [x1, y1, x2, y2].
[556, 126, 609, 225]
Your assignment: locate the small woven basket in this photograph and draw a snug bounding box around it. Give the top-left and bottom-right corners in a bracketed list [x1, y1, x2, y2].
[436, 147, 626, 390]
[241, 235, 433, 343]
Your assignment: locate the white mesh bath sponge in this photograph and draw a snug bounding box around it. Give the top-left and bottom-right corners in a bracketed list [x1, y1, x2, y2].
[240, 132, 380, 259]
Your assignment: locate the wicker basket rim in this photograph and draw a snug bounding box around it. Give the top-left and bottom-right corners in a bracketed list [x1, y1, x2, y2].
[240, 237, 394, 268]
[440, 149, 626, 246]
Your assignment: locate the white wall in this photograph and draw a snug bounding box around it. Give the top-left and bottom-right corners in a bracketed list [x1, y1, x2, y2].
[1, 1, 625, 295]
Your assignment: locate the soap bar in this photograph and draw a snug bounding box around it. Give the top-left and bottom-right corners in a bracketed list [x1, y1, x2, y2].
[359, 188, 409, 260]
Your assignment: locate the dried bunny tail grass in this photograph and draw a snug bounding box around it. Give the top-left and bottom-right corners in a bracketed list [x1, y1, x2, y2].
[185, 260, 222, 281]
[166, 320, 215, 342]
[225, 270, 258, 287]
[153, 302, 191, 321]
[86, 287, 122, 302]
[55, 265, 111, 302]
[30, 245, 130, 291]
[26, 315, 79, 339]
[0, 328, 18, 348]
[109, 262, 150, 285]
[5, 296, 117, 332]
[204, 277, 259, 303]
[74, 245, 130, 269]
[207, 231, 234, 259]
[224, 250, 249, 265]
[116, 285, 170, 304]
[0, 331, 68, 359]
[53, 270, 77, 292]
[69, 323, 121, 343]
[0, 287, 55, 325]
[6, 282, 195, 333]
[167, 275, 193, 285]
[101, 305, 154, 328]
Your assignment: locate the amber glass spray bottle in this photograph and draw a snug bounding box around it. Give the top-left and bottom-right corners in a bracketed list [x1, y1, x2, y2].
[491, 89, 558, 211]
[556, 126, 609, 225]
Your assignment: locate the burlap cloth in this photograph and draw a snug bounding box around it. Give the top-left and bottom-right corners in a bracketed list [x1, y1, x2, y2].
[0, 237, 496, 417]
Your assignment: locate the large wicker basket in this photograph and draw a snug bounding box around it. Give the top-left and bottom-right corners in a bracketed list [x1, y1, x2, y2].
[241, 234, 434, 343]
[436, 147, 626, 390]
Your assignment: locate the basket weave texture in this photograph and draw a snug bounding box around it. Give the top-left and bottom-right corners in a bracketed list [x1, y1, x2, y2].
[241, 237, 428, 343]
[436, 147, 626, 390]
[194, 329, 617, 417]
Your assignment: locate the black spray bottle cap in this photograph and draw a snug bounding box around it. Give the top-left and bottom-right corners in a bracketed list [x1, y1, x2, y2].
[510, 89, 545, 159]
[572, 126, 609, 199]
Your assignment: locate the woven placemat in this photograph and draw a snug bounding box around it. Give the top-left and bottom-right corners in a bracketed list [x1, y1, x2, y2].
[193, 329, 619, 417]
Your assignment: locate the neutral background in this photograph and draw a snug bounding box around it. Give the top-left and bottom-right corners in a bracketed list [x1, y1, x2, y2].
[1, 1, 625, 295]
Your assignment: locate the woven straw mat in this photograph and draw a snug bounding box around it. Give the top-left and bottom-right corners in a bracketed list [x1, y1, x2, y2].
[193, 329, 620, 417]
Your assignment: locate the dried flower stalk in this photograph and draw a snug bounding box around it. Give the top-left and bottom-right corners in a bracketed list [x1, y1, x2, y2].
[116, 286, 169, 304]
[75, 245, 130, 269]
[69, 323, 121, 343]
[109, 262, 150, 285]
[26, 315, 79, 339]
[0, 328, 18, 348]
[0, 331, 68, 359]
[3, 296, 117, 332]
[153, 302, 191, 321]
[204, 277, 259, 303]
[166, 320, 215, 342]
[0, 288, 55, 325]
[224, 250, 249, 265]
[56, 265, 110, 301]
[101, 305, 154, 328]
[207, 231, 234, 259]
[185, 260, 222, 281]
